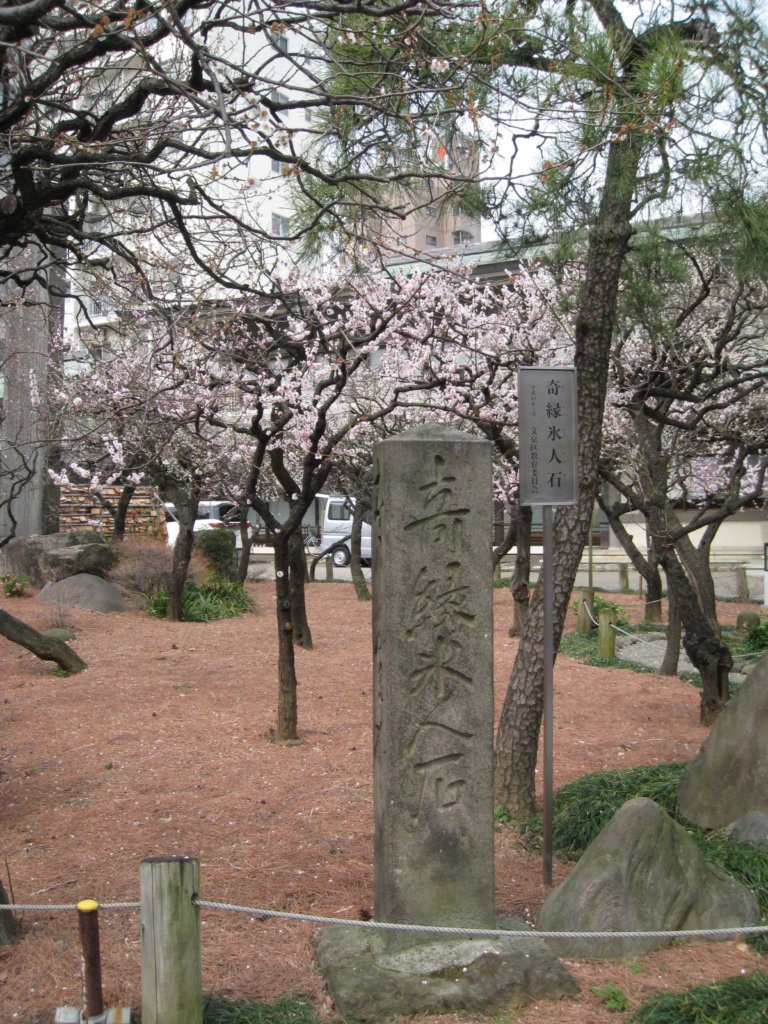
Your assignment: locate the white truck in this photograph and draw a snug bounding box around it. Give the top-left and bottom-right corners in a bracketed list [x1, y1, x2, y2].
[319, 495, 372, 567]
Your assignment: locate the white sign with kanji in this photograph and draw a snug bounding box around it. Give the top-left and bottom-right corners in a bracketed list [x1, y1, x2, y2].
[518, 367, 578, 506]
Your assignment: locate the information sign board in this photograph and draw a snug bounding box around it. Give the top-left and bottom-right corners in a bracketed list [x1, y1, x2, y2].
[518, 367, 578, 506]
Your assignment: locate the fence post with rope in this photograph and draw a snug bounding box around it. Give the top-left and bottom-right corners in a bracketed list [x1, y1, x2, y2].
[140, 857, 202, 1024]
[576, 589, 596, 635]
[597, 606, 617, 659]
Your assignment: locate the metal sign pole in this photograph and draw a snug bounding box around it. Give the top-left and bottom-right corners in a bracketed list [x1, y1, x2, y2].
[542, 505, 554, 886]
[517, 366, 578, 889]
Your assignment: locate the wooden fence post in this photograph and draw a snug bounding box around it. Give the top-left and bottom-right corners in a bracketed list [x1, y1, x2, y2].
[597, 608, 617, 659]
[576, 589, 595, 635]
[140, 857, 202, 1024]
[325, 557, 333, 581]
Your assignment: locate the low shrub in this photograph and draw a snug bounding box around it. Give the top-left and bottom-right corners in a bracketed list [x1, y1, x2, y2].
[145, 578, 253, 622]
[1, 573, 29, 597]
[629, 971, 768, 1024]
[108, 536, 207, 596]
[742, 621, 768, 654]
[195, 529, 236, 580]
[571, 593, 630, 630]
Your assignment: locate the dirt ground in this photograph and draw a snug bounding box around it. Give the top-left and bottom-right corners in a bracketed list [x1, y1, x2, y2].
[0, 580, 764, 1024]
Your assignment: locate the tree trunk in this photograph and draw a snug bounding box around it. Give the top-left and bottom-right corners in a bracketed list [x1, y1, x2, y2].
[235, 512, 253, 583]
[600, 495, 663, 622]
[274, 535, 299, 740]
[112, 484, 135, 542]
[660, 589, 680, 676]
[659, 546, 731, 723]
[508, 506, 532, 637]
[0, 609, 87, 673]
[0, 878, 19, 946]
[168, 491, 197, 621]
[494, 131, 642, 818]
[350, 503, 371, 602]
[644, 567, 664, 624]
[289, 531, 313, 649]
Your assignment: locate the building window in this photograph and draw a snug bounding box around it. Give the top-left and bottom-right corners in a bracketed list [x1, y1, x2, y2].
[272, 212, 291, 237]
[271, 89, 288, 106]
[426, 205, 437, 217]
[426, 234, 438, 247]
[452, 230, 473, 244]
[271, 157, 282, 173]
[272, 33, 289, 53]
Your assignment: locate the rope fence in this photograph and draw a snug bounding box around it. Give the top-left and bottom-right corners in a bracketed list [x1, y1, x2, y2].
[3, 894, 767, 941]
[580, 596, 760, 667]
[5, 860, 766, 1023]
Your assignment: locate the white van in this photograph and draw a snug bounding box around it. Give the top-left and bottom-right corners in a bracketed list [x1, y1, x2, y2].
[320, 496, 372, 567]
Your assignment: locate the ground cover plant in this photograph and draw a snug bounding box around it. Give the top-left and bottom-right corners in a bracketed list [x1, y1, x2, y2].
[203, 994, 321, 1024]
[629, 971, 768, 1024]
[144, 577, 254, 621]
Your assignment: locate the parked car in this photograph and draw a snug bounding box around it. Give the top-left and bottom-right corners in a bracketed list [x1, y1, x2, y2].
[164, 501, 254, 550]
[319, 495, 372, 566]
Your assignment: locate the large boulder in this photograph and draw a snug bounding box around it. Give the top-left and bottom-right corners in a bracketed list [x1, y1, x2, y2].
[3, 532, 116, 587]
[677, 653, 768, 829]
[538, 797, 759, 958]
[36, 573, 134, 613]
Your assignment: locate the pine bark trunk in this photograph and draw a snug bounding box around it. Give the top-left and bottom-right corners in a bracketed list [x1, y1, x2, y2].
[494, 131, 643, 818]
[508, 506, 532, 637]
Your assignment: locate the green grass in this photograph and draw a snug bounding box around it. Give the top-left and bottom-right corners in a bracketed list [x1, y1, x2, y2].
[203, 994, 321, 1024]
[559, 631, 658, 675]
[519, 762, 684, 860]
[629, 971, 768, 1023]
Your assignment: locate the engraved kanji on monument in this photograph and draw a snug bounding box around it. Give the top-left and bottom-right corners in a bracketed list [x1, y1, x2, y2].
[373, 424, 495, 928]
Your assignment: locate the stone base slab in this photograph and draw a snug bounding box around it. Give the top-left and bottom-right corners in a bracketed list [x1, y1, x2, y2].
[314, 920, 577, 1022]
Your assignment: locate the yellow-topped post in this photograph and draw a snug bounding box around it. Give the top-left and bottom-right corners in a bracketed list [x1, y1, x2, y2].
[77, 898, 104, 1020]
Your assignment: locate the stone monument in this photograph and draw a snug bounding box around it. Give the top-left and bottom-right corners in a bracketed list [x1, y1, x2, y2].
[315, 425, 576, 1021]
[373, 425, 495, 929]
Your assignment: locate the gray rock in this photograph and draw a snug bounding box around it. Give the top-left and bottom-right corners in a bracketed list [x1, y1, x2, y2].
[538, 798, 760, 957]
[4, 532, 115, 587]
[725, 811, 768, 848]
[314, 920, 577, 1022]
[40, 627, 77, 642]
[678, 653, 768, 829]
[37, 573, 133, 613]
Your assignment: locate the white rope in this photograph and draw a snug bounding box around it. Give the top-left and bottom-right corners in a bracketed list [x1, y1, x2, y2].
[193, 900, 768, 941]
[1, 902, 139, 911]
[4, 897, 766, 943]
